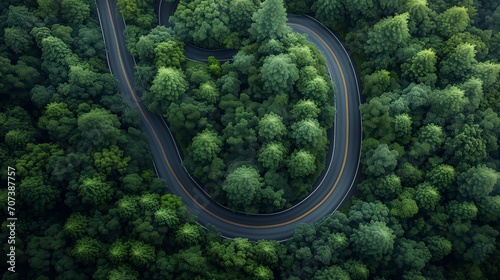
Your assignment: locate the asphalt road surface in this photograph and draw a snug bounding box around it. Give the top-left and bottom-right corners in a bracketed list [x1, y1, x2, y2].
[96, 0, 362, 240]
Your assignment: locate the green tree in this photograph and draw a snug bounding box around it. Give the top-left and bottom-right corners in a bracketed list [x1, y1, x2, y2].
[260, 54, 299, 93]
[18, 176, 59, 212]
[4, 27, 33, 54]
[458, 165, 497, 202]
[444, 124, 486, 168]
[426, 236, 452, 261]
[409, 124, 444, 159]
[195, 82, 219, 104]
[154, 41, 185, 68]
[366, 13, 410, 55]
[38, 102, 76, 141]
[351, 221, 395, 260]
[176, 224, 201, 245]
[257, 112, 287, 140]
[249, 0, 291, 42]
[393, 114, 412, 143]
[288, 149, 316, 178]
[41, 36, 77, 85]
[64, 213, 88, 240]
[188, 129, 222, 162]
[72, 237, 101, 264]
[415, 183, 440, 212]
[93, 145, 131, 175]
[427, 164, 455, 190]
[440, 43, 477, 84]
[291, 99, 320, 120]
[77, 175, 113, 206]
[302, 76, 330, 102]
[229, 0, 258, 33]
[313, 0, 346, 30]
[291, 118, 326, 150]
[129, 240, 155, 267]
[402, 49, 437, 85]
[393, 238, 432, 271]
[436, 6, 470, 38]
[222, 166, 263, 212]
[75, 108, 123, 152]
[364, 144, 399, 177]
[60, 0, 90, 25]
[145, 67, 187, 114]
[258, 142, 287, 169]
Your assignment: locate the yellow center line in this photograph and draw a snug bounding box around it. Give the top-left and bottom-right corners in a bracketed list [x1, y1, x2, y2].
[106, 0, 349, 228]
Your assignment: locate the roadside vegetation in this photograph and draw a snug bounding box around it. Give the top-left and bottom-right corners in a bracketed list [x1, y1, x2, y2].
[1, 0, 498, 279]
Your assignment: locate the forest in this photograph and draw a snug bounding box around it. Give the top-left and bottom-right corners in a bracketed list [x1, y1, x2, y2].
[1, 0, 499, 279]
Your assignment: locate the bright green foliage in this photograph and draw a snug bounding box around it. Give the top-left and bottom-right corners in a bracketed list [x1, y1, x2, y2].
[222, 166, 264, 212]
[254, 266, 274, 280]
[291, 119, 325, 149]
[172, 0, 232, 49]
[154, 41, 185, 68]
[360, 96, 394, 143]
[291, 99, 320, 120]
[393, 114, 412, 142]
[195, 82, 219, 104]
[426, 236, 452, 261]
[415, 183, 440, 211]
[302, 76, 329, 102]
[146, 67, 188, 113]
[288, 149, 316, 178]
[78, 176, 113, 206]
[406, 0, 435, 36]
[51, 24, 73, 45]
[135, 26, 175, 61]
[409, 124, 444, 159]
[108, 241, 128, 263]
[261, 54, 299, 93]
[366, 13, 410, 54]
[288, 45, 315, 68]
[176, 224, 201, 245]
[72, 237, 101, 264]
[188, 130, 222, 162]
[41, 36, 77, 85]
[258, 142, 287, 169]
[440, 43, 477, 83]
[60, 0, 90, 25]
[429, 87, 467, 121]
[436, 6, 470, 37]
[402, 49, 437, 85]
[473, 61, 500, 89]
[314, 266, 350, 280]
[138, 193, 160, 212]
[108, 266, 139, 280]
[351, 221, 395, 259]
[64, 213, 88, 240]
[390, 192, 419, 218]
[249, 0, 291, 42]
[154, 207, 179, 228]
[18, 176, 59, 212]
[116, 196, 139, 219]
[258, 112, 287, 140]
[93, 145, 131, 175]
[117, 0, 154, 28]
[16, 143, 64, 178]
[38, 102, 76, 141]
[427, 164, 455, 190]
[393, 238, 431, 271]
[76, 108, 122, 152]
[363, 174, 402, 200]
[348, 200, 390, 225]
[129, 240, 155, 267]
[364, 144, 399, 177]
[362, 70, 393, 99]
[458, 165, 497, 202]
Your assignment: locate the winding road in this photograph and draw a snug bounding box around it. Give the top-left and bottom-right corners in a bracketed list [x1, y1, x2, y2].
[96, 0, 361, 240]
